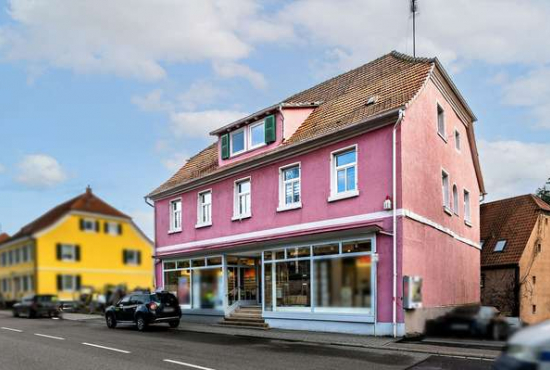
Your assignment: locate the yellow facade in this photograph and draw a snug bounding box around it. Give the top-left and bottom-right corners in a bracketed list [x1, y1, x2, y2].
[0, 238, 36, 302]
[0, 212, 153, 302]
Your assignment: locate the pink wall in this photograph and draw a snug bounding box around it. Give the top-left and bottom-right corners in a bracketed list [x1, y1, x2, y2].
[282, 107, 315, 140]
[400, 79, 481, 307]
[156, 126, 395, 248]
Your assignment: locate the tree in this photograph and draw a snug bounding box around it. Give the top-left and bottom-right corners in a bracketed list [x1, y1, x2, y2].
[536, 178, 550, 204]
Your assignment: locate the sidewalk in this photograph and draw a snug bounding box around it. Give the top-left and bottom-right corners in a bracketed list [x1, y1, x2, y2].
[53, 311, 501, 360]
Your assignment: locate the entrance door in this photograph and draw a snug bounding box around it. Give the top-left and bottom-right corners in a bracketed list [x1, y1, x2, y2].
[226, 257, 261, 307]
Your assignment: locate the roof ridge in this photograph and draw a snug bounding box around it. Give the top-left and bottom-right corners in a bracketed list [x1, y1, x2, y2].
[481, 193, 534, 207]
[389, 50, 436, 64]
[530, 194, 550, 211]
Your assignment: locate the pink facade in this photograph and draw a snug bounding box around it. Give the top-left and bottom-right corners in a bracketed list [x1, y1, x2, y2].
[151, 56, 483, 336]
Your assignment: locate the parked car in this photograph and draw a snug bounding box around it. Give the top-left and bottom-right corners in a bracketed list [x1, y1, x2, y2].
[426, 305, 511, 340]
[104, 291, 181, 332]
[494, 320, 550, 370]
[12, 295, 61, 318]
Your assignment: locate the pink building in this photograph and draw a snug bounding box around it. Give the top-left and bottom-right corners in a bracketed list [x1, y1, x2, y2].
[147, 51, 485, 336]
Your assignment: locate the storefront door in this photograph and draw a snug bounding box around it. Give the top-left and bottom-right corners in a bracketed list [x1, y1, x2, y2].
[226, 257, 261, 307]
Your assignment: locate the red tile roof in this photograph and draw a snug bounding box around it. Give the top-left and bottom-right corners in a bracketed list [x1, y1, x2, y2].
[149, 51, 473, 198]
[1, 187, 130, 246]
[481, 194, 550, 267]
[0, 233, 9, 244]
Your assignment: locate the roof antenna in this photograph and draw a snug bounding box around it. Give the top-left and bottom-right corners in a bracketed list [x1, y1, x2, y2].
[410, 0, 419, 57]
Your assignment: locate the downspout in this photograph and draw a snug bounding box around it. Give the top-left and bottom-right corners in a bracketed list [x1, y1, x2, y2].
[144, 196, 156, 289]
[392, 109, 405, 338]
[279, 103, 285, 140]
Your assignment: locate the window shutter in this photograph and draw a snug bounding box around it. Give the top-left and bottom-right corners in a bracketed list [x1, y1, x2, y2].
[79, 219, 84, 230]
[57, 275, 62, 291]
[75, 245, 81, 261]
[264, 115, 276, 143]
[118, 224, 123, 235]
[56, 244, 62, 260]
[103, 222, 108, 233]
[123, 250, 127, 265]
[76, 276, 81, 290]
[137, 251, 142, 265]
[95, 221, 100, 232]
[221, 134, 230, 159]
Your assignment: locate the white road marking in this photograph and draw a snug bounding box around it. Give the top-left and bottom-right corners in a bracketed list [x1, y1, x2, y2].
[82, 342, 131, 354]
[1, 327, 22, 332]
[34, 333, 65, 340]
[163, 359, 216, 370]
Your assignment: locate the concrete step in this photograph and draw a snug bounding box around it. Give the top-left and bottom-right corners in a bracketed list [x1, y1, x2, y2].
[225, 317, 266, 323]
[219, 321, 269, 329]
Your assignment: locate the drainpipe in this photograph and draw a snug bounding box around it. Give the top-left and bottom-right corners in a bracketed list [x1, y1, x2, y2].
[278, 104, 285, 140]
[144, 196, 156, 289]
[392, 109, 405, 338]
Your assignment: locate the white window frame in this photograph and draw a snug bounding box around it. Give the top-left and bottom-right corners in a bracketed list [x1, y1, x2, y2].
[494, 240, 507, 252]
[82, 218, 96, 232]
[60, 275, 77, 292]
[196, 189, 213, 228]
[452, 184, 459, 216]
[232, 177, 252, 220]
[230, 127, 247, 156]
[169, 198, 182, 233]
[328, 144, 359, 202]
[249, 120, 266, 150]
[60, 244, 77, 262]
[278, 162, 302, 212]
[106, 221, 119, 236]
[464, 188, 472, 226]
[125, 250, 140, 265]
[442, 169, 451, 215]
[437, 102, 446, 142]
[454, 129, 461, 152]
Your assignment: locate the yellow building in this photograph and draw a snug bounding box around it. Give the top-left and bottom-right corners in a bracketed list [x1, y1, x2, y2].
[0, 187, 153, 303]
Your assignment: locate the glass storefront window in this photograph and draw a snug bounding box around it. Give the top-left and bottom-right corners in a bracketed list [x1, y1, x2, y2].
[275, 260, 310, 308]
[264, 265, 273, 311]
[287, 247, 310, 258]
[313, 244, 339, 256]
[314, 255, 372, 312]
[342, 241, 372, 254]
[264, 251, 273, 261]
[192, 259, 206, 267]
[163, 270, 191, 306]
[177, 260, 190, 269]
[275, 250, 285, 260]
[164, 261, 176, 270]
[207, 256, 222, 266]
[192, 268, 223, 309]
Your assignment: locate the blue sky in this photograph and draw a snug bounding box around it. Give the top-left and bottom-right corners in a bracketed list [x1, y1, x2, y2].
[1, 0, 549, 238]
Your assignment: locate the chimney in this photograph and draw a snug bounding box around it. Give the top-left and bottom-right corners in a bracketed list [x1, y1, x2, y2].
[86, 185, 92, 195]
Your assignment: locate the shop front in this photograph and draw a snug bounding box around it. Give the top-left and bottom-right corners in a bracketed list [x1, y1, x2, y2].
[160, 233, 379, 333]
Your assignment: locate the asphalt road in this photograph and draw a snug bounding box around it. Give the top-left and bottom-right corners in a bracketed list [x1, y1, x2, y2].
[0, 314, 492, 370]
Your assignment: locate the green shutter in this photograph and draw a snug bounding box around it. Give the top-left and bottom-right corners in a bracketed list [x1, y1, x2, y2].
[265, 115, 276, 143]
[221, 134, 230, 159]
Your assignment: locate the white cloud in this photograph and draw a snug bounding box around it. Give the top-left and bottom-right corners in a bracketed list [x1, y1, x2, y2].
[15, 154, 67, 188]
[0, 0, 292, 83]
[479, 140, 550, 201]
[213, 61, 267, 89]
[161, 152, 191, 172]
[130, 209, 154, 240]
[169, 110, 248, 139]
[178, 81, 225, 111]
[131, 89, 173, 112]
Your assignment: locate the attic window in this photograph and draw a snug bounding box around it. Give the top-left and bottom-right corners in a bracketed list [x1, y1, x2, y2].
[366, 95, 379, 106]
[494, 240, 507, 252]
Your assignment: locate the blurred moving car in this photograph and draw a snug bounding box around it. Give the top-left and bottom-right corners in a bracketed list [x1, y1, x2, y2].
[494, 320, 550, 370]
[104, 291, 181, 332]
[12, 295, 61, 318]
[426, 305, 512, 340]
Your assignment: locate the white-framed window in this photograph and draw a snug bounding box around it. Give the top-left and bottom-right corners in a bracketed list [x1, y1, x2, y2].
[442, 170, 451, 212]
[249, 120, 266, 149]
[60, 244, 77, 261]
[452, 184, 459, 215]
[197, 190, 212, 227]
[58, 275, 79, 292]
[278, 163, 301, 211]
[123, 249, 141, 265]
[437, 103, 446, 140]
[233, 178, 251, 219]
[329, 145, 358, 201]
[81, 218, 96, 232]
[1, 252, 6, 267]
[1, 278, 9, 292]
[494, 240, 507, 252]
[464, 189, 471, 224]
[105, 221, 120, 235]
[231, 127, 246, 156]
[454, 129, 461, 151]
[169, 198, 182, 233]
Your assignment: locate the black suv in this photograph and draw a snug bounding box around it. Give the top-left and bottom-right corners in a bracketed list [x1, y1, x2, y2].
[13, 295, 61, 318]
[104, 292, 181, 331]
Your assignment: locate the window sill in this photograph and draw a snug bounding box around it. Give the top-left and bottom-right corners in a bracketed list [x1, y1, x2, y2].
[168, 229, 182, 235]
[443, 206, 453, 216]
[231, 214, 252, 221]
[464, 219, 472, 227]
[195, 222, 212, 229]
[438, 132, 448, 143]
[328, 190, 359, 203]
[277, 203, 302, 212]
[230, 143, 267, 159]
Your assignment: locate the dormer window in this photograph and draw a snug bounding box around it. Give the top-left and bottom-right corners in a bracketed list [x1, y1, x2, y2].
[221, 115, 276, 159]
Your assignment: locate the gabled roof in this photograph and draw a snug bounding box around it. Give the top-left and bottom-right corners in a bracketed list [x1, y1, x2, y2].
[2, 187, 130, 246]
[149, 51, 478, 199]
[0, 233, 9, 244]
[481, 194, 550, 267]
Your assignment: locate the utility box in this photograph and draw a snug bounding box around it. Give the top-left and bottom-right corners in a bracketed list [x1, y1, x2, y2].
[403, 276, 423, 310]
